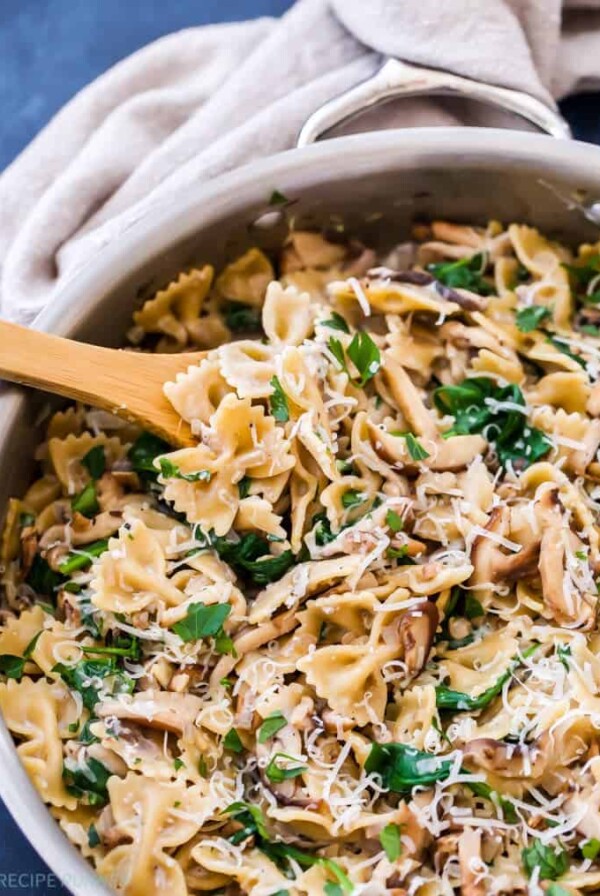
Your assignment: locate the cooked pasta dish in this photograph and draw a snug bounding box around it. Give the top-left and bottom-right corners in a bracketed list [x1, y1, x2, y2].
[2, 217, 600, 896]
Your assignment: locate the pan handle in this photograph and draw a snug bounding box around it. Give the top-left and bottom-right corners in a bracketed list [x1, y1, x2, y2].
[297, 58, 571, 146]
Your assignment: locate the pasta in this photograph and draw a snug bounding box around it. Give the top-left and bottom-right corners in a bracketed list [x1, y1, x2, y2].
[4, 219, 600, 895]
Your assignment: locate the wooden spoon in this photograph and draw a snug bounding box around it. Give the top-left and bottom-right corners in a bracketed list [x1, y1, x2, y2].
[0, 321, 204, 447]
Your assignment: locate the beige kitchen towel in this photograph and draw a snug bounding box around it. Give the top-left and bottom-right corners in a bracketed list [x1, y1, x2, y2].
[0, 0, 599, 323]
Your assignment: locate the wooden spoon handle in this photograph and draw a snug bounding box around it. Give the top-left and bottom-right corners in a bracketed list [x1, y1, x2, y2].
[0, 321, 203, 445]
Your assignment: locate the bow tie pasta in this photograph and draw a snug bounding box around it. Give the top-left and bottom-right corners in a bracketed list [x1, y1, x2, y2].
[5, 220, 600, 895]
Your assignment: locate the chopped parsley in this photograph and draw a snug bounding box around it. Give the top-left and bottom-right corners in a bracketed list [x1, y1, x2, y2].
[257, 711, 287, 744]
[515, 305, 551, 333]
[582, 838, 600, 860]
[269, 375, 290, 422]
[269, 189, 289, 206]
[321, 311, 350, 333]
[427, 252, 492, 295]
[157, 458, 212, 482]
[522, 841, 569, 881]
[433, 376, 551, 469]
[379, 823, 402, 861]
[385, 509, 404, 532]
[403, 432, 430, 461]
[223, 728, 244, 753]
[328, 332, 381, 386]
[265, 753, 307, 782]
[341, 489, 365, 510]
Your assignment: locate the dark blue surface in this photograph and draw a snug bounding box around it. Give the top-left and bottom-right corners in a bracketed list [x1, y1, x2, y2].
[0, 1, 599, 893]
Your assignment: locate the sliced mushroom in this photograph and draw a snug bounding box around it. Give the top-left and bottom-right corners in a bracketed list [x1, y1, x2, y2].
[399, 601, 439, 677]
[96, 690, 202, 736]
[470, 506, 539, 588]
[462, 738, 546, 780]
[382, 357, 438, 441]
[210, 608, 298, 687]
[537, 489, 596, 629]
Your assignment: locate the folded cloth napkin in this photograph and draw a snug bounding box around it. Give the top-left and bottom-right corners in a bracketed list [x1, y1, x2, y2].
[1, 0, 599, 323]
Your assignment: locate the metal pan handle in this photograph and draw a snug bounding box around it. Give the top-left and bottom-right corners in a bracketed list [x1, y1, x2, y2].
[297, 58, 571, 146]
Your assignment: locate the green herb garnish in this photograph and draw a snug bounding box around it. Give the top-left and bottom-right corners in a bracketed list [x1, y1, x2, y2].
[341, 489, 365, 510]
[128, 432, 170, 476]
[172, 601, 231, 644]
[53, 657, 134, 711]
[63, 756, 111, 806]
[269, 375, 290, 422]
[210, 532, 294, 586]
[257, 711, 287, 744]
[238, 476, 252, 499]
[433, 376, 551, 469]
[379, 823, 402, 861]
[428, 253, 492, 295]
[71, 481, 99, 518]
[365, 743, 454, 792]
[57, 539, 109, 575]
[265, 753, 307, 782]
[522, 841, 569, 881]
[582, 838, 600, 860]
[158, 458, 212, 482]
[386, 510, 404, 533]
[269, 189, 289, 206]
[436, 645, 538, 712]
[347, 331, 381, 385]
[223, 728, 244, 754]
[515, 305, 551, 333]
[87, 824, 101, 848]
[82, 445, 106, 480]
[322, 312, 350, 333]
[224, 302, 262, 332]
[404, 432, 430, 461]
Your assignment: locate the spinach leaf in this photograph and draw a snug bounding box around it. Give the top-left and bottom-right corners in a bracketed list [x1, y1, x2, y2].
[157, 458, 212, 482]
[127, 432, 171, 477]
[53, 657, 134, 711]
[238, 476, 252, 499]
[63, 756, 111, 806]
[223, 802, 352, 892]
[515, 305, 551, 333]
[172, 601, 231, 644]
[71, 481, 99, 518]
[210, 532, 294, 586]
[257, 711, 287, 744]
[87, 824, 101, 848]
[522, 841, 569, 881]
[436, 645, 538, 712]
[404, 432, 430, 461]
[265, 753, 307, 782]
[582, 838, 600, 860]
[0, 655, 26, 680]
[224, 801, 270, 844]
[26, 554, 64, 597]
[545, 334, 587, 368]
[433, 376, 551, 469]
[224, 302, 262, 332]
[379, 823, 402, 861]
[269, 375, 290, 422]
[386, 510, 404, 533]
[427, 253, 492, 296]
[223, 728, 244, 753]
[321, 312, 350, 333]
[341, 489, 365, 510]
[563, 254, 600, 298]
[57, 539, 109, 576]
[365, 742, 454, 792]
[347, 331, 381, 385]
[466, 780, 517, 823]
[82, 445, 106, 480]
[269, 190, 289, 206]
[546, 885, 572, 896]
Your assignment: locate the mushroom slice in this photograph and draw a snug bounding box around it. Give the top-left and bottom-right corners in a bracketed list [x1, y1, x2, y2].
[399, 601, 439, 677]
[470, 506, 538, 590]
[97, 690, 202, 736]
[382, 357, 438, 441]
[462, 738, 546, 780]
[537, 489, 596, 629]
